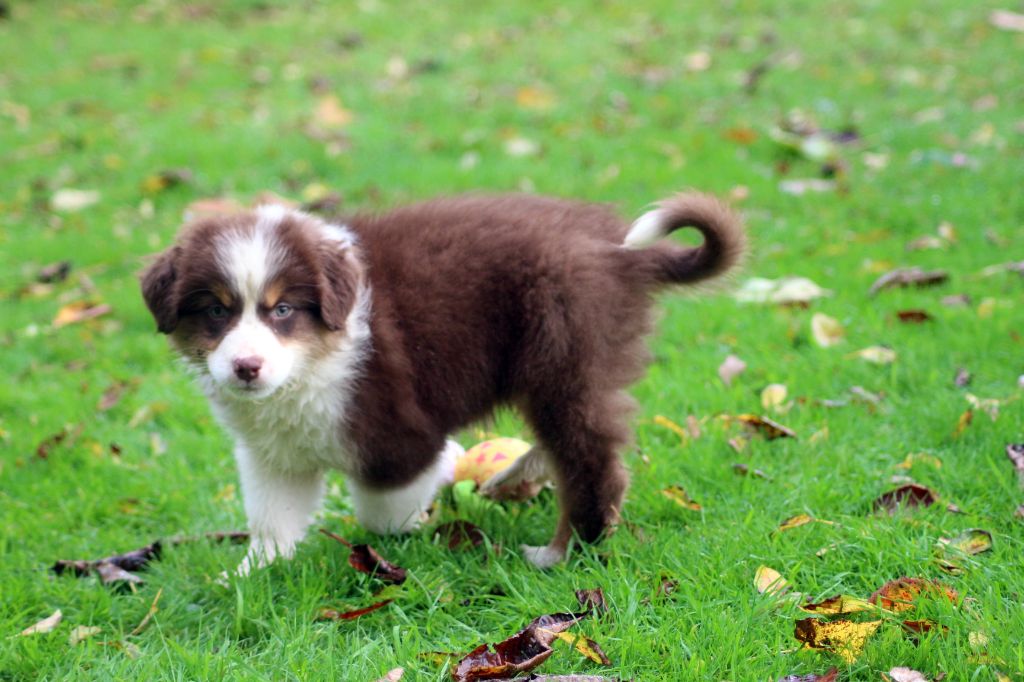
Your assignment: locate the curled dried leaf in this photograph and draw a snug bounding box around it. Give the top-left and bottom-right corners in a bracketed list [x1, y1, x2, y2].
[434, 521, 486, 551]
[737, 414, 797, 439]
[872, 484, 937, 514]
[778, 668, 839, 682]
[869, 577, 958, 612]
[754, 565, 790, 596]
[811, 313, 845, 347]
[19, 609, 62, 636]
[937, 529, 993, 556]
[575, 588, 608, 614]
[869, 267, 949, 296]
[452, 612, 584, 682]
[776, 513, 814, 533]
[800, 594, 877, 615]
[320, 528, 407, 583]
[318, 599, 393, 621]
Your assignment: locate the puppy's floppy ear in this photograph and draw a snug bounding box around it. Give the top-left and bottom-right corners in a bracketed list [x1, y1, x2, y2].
[317, 244, 362, 332]
[140, 246, 181, 334]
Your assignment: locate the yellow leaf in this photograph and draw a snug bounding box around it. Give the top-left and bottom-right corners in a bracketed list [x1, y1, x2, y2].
[896, 452, 942, 470]
[68, 625, 101, 646]
[653, 415, 689, 442]
[776, 513, 814, 533]
[754, 565, 789, 596]
[760, 383, 788, 410]
[811, 313, 845, 347]
[794, 618, 882, 663]
[977, 297, 996, 319]
[661, 485, 701, 511]
[552, 631, 611, 665]
[515, 86, 556, 110]
[53, 301, 111, 328]
[952, 409, 973, 438]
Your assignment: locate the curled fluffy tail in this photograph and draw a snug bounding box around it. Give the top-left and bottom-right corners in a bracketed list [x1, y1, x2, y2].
[623, 192, 746, 287]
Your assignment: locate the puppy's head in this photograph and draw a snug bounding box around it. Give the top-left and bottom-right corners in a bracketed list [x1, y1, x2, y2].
[141, 205, 364, 399]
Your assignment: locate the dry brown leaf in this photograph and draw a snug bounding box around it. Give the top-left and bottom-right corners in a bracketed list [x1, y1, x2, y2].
[434, 520, 485, 551]
[718, 354, 747, 386]
[953, 409, 973, 438]
[737, 414, 797, 439]
[314, 95, 355, 129]
[575, 588, 608, 615]
[319, 528, 407, 583]
[732, 463, 770, 479]
[452, 612, 584, 682]
[937, 529, 993, 556]
[661, 485, 702, 511]
[794, 617, 882, 663]
[896, 309, 933, 324]
[19, 609, 62, 636]
[872, 484, 937, 514]
[1006, 444, 1024, 485]
[869, 577, 958, 612]
[811, 313, 845, 347]
[869, 267, 949, 296]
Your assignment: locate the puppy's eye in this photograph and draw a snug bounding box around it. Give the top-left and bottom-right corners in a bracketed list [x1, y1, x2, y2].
[271, 303, 293, 319]
[208, 304, 228, 319]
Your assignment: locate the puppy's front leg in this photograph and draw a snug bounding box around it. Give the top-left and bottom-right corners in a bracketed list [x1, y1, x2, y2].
[234, 445, 325, 576]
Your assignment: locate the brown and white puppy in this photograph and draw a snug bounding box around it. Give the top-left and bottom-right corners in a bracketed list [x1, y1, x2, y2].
[141, 193, 744, 572]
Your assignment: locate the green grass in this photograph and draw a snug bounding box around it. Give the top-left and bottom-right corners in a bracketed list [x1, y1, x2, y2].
[2, 0, 1023, 679]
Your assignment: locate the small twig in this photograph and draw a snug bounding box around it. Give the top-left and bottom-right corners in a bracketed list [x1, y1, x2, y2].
[128, 587, 163, 637]
[318, 527, 352, 548]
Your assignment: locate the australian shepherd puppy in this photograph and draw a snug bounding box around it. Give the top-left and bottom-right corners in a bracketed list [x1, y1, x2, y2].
[141, 192, 744, 572]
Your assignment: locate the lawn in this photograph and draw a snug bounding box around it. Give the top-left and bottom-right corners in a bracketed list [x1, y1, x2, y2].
[1, 0, 1023, 679]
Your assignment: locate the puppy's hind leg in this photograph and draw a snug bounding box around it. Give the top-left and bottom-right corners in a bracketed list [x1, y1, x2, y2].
[522, 392, 631, 568]
[478, 445, 552, 499]
[348, 439, 462, 534]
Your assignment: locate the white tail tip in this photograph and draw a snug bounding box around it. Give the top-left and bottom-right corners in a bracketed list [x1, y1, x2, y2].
[623, 209, 667, 249]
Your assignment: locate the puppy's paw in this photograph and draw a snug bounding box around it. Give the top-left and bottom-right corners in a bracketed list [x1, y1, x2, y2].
[520, 543, 566, 569]
[438, 439, 464, 486]
[480, 447, 550, 500]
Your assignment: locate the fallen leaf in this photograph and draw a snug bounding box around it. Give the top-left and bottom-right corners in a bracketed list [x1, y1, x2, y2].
[53, 301, 111, 328]
[754, 565, 790, 596]
[779, 178, 835, 195]
[36, 424, 83, 459]
[733, 463, 770, 479]
[68, 625, 102, 646]
[319, 529, 407, 583]
[318, 600, 393, 621]
[952, 409, 973, 438]
[141, 168, 193, 194]
[849, 346, 896, 364]
[375, 669, 404, 682]
[661, 485, 702, 511]
[94, 561, 145, 587]
[900, 620, 948, 638]
[965, 393, 1002, 420]
[314, 95, 355, 129]
[504, 137, 540, 158]
[575, 588, 608, 615]
[896, 310, 933, 324]
[653, 414, 691, 441]
[869, 577, 958, 612]
[869, 268, 949, 296]
[553, 631, 612, 665]
[19, 609, 62, 636]
[434, 520, 485, 551]
[515, 86, 556, 110]
[896, 453, 942, 470]
[734, 277, 833, 305]
[778, 668, 839, 682]
[937, 529, 993, 556]
[761, 384, 789, 410]
[183, 197, 244, 221]
[800, 595, 877, 615]
[954, 368, 972, 387]
[684, 50, 711, 72]
[887, 667, 929, 682]
[51, 189, 100, 212]
[451, 612, 584, 682]
[737, 414, 797, 439]
[776, 513, 814, 533]
[794, 618, 882, 663]
[53, 541, 162, 579]
[941, 294, 971, 307]
[98, 381, 129, 411]
[37, 261, 71, 283]
[718, 354, 747, 386]
[811, 313, 845, 347]
[990, 9, 1024, 31]
[872, 484, 937, 514]
[1006, 444, 1024, 481]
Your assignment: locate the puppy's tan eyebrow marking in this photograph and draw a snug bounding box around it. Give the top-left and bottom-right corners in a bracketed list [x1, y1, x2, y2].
[261, 281, 286, 308]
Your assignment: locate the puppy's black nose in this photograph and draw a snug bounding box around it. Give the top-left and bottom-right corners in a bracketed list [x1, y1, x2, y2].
[233, 356, 263, 382]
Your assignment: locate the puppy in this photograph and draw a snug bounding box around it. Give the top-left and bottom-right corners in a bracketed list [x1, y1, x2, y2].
[141, 192, 744, 571]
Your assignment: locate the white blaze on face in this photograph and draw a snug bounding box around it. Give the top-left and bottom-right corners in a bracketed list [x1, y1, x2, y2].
[207, 207, 299, 398]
